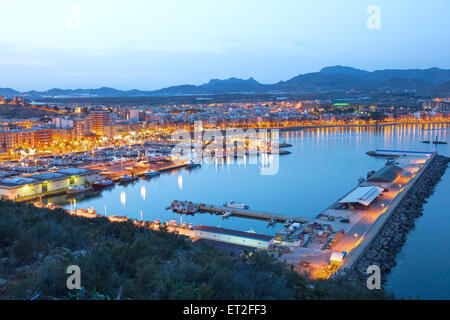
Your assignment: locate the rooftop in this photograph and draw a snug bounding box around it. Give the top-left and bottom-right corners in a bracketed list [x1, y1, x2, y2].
[194, 225, 273, 241]
[367, 165, 403, 183]
[339, 186, 384, 207]
[0, 168, 98, 187]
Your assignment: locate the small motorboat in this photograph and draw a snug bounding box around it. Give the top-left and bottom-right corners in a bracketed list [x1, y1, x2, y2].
[223, 201, 249, 209]
[222, 211, 232, 219]
[66, 185, 92, 195]
[93, 179, 114, 189]
[119, 174, 136, 183]
[143, 169, 159, 178]
[267, 218, 277, 227]
[385, 158, 397, 165]
[284, 219, 294, 228]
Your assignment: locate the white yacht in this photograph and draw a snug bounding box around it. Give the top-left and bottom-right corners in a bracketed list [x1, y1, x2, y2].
[223, 201, 249, 210]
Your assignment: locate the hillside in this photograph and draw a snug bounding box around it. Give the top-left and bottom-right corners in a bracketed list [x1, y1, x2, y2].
[0, 104, 60, 119]
[2, 66, 450, 99]
[0, 201, 391, 300]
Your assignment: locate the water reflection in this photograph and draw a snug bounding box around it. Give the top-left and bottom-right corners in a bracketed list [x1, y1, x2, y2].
[46, 124, 449, 236]
[178, 175, 183, 190]
[140, 186, 146, 200]
[120, 191, 126, 206]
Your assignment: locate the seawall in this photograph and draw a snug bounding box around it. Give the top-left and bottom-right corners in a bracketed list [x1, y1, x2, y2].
[341, 154, 450, 284]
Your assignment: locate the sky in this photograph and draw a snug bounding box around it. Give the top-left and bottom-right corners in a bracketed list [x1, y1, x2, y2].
[1, 0, 449, 91]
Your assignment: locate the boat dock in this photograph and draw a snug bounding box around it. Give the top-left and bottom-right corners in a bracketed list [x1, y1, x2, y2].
[169, 201, 310, 224]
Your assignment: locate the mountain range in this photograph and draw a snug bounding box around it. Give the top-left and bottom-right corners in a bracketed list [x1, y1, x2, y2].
[1, 66, 450, 99]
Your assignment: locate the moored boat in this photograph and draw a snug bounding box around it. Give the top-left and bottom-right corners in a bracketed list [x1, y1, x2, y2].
[222, 211, 232, 219]
[93, 179, 114, 189]
[223, 201, 249, 209]
[66, 185, 93, 194]
[119, 174, 136, 183]
[143, 169, 159, 178]
[284, 219, 294, 228]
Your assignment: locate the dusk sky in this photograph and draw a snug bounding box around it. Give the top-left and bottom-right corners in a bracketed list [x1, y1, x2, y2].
[1, 0, 449, 91]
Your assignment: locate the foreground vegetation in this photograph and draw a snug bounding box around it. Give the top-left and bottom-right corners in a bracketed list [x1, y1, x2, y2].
[0, 201, 392, 300]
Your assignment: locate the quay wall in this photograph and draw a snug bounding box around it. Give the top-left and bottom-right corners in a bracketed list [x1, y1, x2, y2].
[340, 153, 450, 283]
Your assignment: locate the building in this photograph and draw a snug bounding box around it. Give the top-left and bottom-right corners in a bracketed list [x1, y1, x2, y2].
[0, 128, 52, 151]
[338, 186, 384, 209]
[0, 129, 34, 151]
[0, 168, 100, 201]
[193, 225, 272, 249]
[129, 109, 146, 122]
[91, 111, 111, 135]
[103, 121, 145, 139]
[366, 164, 403, 190]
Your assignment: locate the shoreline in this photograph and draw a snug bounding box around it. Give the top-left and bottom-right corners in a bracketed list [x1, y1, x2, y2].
[268, 121, 450, 133]
[342, 154, 450, 285]
[186, 121, 450, 137]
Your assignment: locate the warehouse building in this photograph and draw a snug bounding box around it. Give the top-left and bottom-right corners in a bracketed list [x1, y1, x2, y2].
[366, 164, 403, 190]
[193, 225, 273, 249]
[0, 168, 100, 201]
[339, 186, 384, 209]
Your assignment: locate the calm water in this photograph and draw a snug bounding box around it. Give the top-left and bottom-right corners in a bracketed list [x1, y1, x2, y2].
[47, 123, 450, 299]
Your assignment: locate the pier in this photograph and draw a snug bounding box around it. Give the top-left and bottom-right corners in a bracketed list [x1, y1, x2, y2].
[169, 201, 310, 224]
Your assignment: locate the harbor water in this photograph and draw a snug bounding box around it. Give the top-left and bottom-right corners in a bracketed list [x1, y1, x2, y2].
[46, 123, 449, 299]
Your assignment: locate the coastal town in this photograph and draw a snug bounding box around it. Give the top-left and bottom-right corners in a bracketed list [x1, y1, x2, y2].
[0, 93, 449, 282]
[1, 94, 449, 158]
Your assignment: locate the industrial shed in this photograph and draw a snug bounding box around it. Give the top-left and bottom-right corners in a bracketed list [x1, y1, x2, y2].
[193, 225, 272, 249]
[0, 168, 100, 201]
[366, 165, 403, 189]
[339, 186, 384, 209]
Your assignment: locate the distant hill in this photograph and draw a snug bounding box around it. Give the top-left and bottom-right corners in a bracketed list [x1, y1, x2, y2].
[2, 66, 450, 98]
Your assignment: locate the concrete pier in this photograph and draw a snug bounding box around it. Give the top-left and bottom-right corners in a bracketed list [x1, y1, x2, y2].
[173, 202, 310, 224]
[339, 151, 438, 273]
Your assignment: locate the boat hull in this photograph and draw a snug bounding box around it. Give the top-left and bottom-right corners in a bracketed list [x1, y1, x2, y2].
[93, 182, 114, 189]
[66, 186, 92, 194]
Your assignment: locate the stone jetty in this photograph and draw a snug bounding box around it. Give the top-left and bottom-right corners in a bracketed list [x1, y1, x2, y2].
[343, 155, 450, 284]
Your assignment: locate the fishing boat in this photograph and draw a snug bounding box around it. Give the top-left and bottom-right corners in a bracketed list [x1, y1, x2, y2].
[223, 201, 249, 209]
[93, 179, 114, 189]
[143, 169, 159, 178]
[66, 185, 93, 195]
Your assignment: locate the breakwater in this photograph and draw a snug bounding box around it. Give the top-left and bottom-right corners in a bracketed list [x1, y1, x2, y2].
[343, 155, 450, 284]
